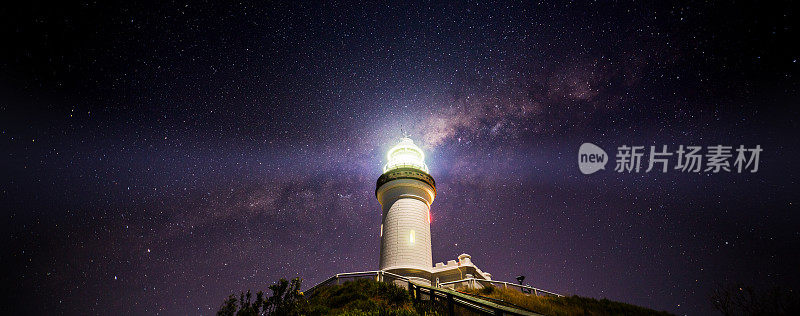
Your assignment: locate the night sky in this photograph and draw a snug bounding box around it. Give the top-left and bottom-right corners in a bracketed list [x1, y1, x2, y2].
[2, 1, 799, 315]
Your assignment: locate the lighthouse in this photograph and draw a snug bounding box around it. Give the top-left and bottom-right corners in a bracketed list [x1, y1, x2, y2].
[375, 137, 493, 285]
[376, 137, 436, 278]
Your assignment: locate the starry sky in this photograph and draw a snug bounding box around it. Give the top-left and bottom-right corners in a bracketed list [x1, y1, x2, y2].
[2, 1, 798, 315]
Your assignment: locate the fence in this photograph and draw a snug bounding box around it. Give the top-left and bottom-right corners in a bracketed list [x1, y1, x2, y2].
[304, 271, 560, 315]
[304, 271, 414, 295]
[438, 278, 562, 298]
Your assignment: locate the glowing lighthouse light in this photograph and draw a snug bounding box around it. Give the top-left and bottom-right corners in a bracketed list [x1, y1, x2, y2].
[383, 137, 429, 173]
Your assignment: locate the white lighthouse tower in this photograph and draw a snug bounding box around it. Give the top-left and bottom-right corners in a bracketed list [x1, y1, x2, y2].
[375, 137, 494, 285]
[376, 137, 436, 279]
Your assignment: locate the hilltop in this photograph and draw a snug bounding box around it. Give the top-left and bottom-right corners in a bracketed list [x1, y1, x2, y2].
[216, 278, 673, 316]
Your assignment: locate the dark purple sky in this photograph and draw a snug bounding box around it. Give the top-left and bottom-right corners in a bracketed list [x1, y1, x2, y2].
[2, 1, 798, 315]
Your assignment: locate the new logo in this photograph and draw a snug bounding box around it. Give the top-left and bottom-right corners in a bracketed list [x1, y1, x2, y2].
[579, 143, 608, 175]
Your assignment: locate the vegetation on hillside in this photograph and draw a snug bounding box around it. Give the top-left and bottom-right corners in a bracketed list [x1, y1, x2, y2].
[462, 286, 672, 316]
[217, 277, 306, 316]
[217, 277, 677, 315]
[217, 278, 439, 316]
[710, 284, 800, 315]
[305, 279, 438, 315]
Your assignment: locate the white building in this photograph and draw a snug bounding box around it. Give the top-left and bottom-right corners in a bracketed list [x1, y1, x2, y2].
[376, 137, 492, 286]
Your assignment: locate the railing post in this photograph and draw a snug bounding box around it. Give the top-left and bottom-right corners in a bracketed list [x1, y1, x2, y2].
[430, 288, 435, 310]
[336, 274, 340, 285]
[446, 293, 454, 316]
[534, 289, 538, 296]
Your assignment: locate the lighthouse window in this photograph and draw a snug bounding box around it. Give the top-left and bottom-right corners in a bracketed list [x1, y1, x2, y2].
[409, 230, 415, 244]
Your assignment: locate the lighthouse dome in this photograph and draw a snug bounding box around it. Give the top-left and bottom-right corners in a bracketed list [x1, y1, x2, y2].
[383, 137, 429, 173]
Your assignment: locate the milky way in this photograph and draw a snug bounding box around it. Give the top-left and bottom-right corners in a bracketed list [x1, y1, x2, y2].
[2, 1, 798, 315]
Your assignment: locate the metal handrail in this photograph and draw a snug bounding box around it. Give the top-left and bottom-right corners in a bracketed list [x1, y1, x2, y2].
[303, 270, 562, 315]
[409, 281, 543, 316]
[304, 270, 413, 296]
[453, 288, 545, 313]
[439, 278, 563, 297]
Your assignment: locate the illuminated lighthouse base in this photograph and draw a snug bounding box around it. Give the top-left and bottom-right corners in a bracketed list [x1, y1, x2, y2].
[376, 137, 493, 285]
[377, 171, 435, 279]
[378, 178, 434, 270]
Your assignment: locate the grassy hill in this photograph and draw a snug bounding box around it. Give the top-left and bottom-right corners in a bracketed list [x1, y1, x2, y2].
[217, 278, 673, 316]
[461, 286, 672, 316]
[304, 279, 429, 315]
